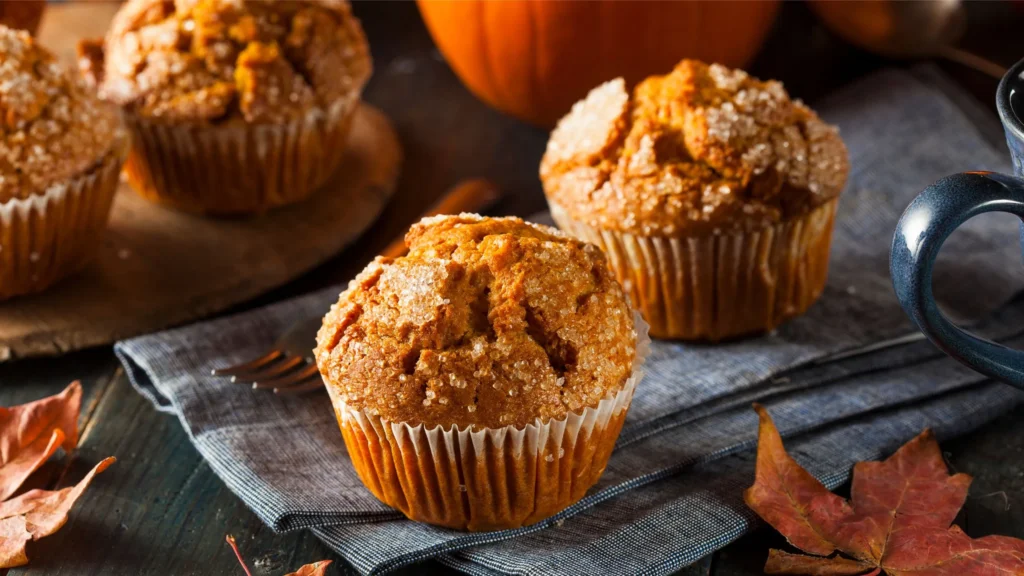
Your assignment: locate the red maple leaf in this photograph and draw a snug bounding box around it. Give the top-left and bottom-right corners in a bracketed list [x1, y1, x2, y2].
[744, 404, 1024, 575]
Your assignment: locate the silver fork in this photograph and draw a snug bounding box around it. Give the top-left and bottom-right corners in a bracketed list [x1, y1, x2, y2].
[210, 314, 327, 395]
[210, 179, 502, 395]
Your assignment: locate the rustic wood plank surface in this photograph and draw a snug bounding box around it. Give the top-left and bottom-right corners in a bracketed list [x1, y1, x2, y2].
[3, 1, 1024, 575]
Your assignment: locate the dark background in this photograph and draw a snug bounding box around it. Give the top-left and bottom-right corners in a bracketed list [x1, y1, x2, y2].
[5, 1, 1024, 575]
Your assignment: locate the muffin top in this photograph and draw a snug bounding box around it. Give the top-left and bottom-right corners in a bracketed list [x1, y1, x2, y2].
[540, 60, 849, 237]
[316, 214, 638, 430]
[87, 0, 371, 124]
[0, 26, 124, 203]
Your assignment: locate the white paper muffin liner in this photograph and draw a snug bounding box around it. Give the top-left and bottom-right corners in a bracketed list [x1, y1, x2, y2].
[0, 144, 126, 300]
[327, 312, 650, 532]
[548, 200, 838, 341]
[123, 93, 359, 215]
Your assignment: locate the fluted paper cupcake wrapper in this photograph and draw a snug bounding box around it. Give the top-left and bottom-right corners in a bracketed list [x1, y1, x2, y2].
[549, 200, 838, 341]
[123, 94, 358, 215]
[327, 312, 650, 532]
[0, 146, 126, 300]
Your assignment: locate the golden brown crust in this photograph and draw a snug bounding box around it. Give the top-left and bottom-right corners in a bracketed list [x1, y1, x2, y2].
[540, 60, 849, 237]
[95, 0, 370, 124]
[0, 27, 124, 202]
[315, 214, 637, 430]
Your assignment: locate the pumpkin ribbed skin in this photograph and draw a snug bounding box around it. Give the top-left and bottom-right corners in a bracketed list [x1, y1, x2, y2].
[417, 0, 781, 127]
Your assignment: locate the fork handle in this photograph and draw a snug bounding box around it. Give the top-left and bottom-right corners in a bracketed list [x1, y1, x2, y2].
[380, 179, 501, 259]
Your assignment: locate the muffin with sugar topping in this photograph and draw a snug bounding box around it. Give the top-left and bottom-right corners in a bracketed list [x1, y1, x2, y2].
[80, 0, 371, 215]
[0, 26, 127, 300]
[541, 59, 849, 340]
[316, 214, 647, 530]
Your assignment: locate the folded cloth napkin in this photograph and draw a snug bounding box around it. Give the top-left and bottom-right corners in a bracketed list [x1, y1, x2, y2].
[116, 65, 1024, 576]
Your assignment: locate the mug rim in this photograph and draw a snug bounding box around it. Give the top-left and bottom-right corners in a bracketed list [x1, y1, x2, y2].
[997, 57, 1024, 143]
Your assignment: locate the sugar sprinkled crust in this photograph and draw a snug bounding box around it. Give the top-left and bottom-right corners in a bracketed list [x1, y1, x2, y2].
[315, 214, 637, 429]
[0, 26, 123, 202]
[91, 0, 370, 124]
[540, 60, 850, 237]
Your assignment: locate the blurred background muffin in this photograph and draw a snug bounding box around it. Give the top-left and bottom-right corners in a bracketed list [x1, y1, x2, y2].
[0, 26, 127, 300]
[316, 214, 647, 531]
[81, 0, 371, 215]
[0, 1, 45, 36]
[541, 59, 849, 341]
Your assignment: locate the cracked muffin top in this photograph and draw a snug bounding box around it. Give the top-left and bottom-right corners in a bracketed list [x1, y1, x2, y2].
[83, 0, 370, 124]
[540, 59, 849, 237]
[315, 214, 637, 430]
[0, 26, 124, 203]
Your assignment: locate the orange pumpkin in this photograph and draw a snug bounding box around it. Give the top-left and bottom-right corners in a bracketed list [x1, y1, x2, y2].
[417, 0, 781, 127]
[0, 0, 45, 36]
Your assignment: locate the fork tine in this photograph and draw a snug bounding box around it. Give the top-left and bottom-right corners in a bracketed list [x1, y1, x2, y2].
[273, 379, 325, 396]
[211, 349, 284, 376]
[230, 355, 305, 383]
[251, 364, 320, 390]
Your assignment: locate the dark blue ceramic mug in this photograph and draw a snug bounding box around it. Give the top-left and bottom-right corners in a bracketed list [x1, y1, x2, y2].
[891, 58, 1024, 388]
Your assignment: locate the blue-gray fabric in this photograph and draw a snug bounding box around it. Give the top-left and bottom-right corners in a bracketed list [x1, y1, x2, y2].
[115, 66, 1024, 576]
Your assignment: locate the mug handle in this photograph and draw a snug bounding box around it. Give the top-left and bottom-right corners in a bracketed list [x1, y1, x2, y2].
[891, 171, 1024, 389]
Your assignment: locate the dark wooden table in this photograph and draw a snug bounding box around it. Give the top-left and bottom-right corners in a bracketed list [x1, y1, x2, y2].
[5, 2, 1024, 575]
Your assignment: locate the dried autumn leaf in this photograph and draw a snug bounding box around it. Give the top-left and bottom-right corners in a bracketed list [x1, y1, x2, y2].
[0, 456, 115, 568]
[0, 429, 64, 505]
[744, 404, 1024, 575]
[0, 382, 82, 500]
[226, 534, 332, 576]
[0, 515, 31, 567]
[765, 550, 876, 576]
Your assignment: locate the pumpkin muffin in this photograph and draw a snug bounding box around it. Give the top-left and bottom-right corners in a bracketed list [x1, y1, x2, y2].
[0, 26, 127, 300]
[316, 214, 648, 531]
[80, 0, 371, 215]
[541, 59, 849, 340]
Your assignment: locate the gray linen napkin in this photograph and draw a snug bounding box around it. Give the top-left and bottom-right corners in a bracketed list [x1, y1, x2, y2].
[116, 66, 1024, 575]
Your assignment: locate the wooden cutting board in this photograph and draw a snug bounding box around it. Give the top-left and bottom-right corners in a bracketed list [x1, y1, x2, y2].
[0, 103, 401, 360]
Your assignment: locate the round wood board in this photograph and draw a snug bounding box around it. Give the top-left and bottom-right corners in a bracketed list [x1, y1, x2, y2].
[0, 103, 401, 361]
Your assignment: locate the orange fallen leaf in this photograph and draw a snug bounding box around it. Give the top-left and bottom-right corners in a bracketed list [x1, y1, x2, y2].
[0, 456, 115, 568]
[226, 533, 332, 576]
[744, 404, 1024, 575]
[0, 381, 81, 500]
[0, 515, 31, 567]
